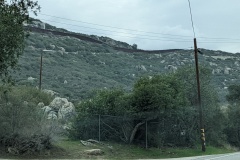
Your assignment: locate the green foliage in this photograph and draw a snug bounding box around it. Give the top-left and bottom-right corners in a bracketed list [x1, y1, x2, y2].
[0, 86, 53, 136]
[225, 84, 240, 147]
[76, 89, 131, 116]
[0, 0, 39, 81]
[71, 66, 227, 147]
[70, 72, 191, 146]
[132, 44, 137, 50]
[0, 86, 55, 155]
[13, 27, 240, 103]
[176, 66, 226, 146]
[226, 84, 240, 104]
[225, 104, 240, 147]
[132, 74, 187, 113]
[70, 89, 132, 141]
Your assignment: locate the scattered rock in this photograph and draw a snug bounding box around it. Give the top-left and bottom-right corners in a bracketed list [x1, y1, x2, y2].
[167, 65, 177, 73]
[23, 101, 28, 106]
[84, 149, 104, 155]
[58, 47, 65, 52]
[47, 111, 57, 120]
[49, 97, 69, 110]
[136, 65, 147, 71]
[46, 97, 76, 120]
[160, 60, 165, 63]
[27, 76, 36, 81]
[58, 101, 75, 120]
[7, 147, 19, 155]
[38, 102, 45, 108]
[42, 106, 52, 115]
[212, 68, 221, 74]
[209, 62, 217, 66]
[81, 140, 96, 146]
[224, 67, 231, 74]
[49, 44, 55, 50]
[42, 89, 59, 97]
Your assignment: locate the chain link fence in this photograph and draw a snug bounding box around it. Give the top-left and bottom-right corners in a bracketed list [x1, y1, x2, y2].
[72, 110, 198, 148]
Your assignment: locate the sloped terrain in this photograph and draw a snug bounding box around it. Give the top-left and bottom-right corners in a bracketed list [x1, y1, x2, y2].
[12, 21, 240, 102]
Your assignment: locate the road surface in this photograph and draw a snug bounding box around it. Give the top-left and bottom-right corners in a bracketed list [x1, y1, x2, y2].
[160, 152, 240, 160]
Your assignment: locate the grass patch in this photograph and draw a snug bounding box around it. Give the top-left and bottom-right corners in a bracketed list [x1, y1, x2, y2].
[0, 139, 236, 159]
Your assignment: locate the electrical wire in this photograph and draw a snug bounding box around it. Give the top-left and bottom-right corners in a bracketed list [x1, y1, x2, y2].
[187, 0, 196, 38]
[65, 28, 193, 43]
[38, 13, 240, 42]
[38, 18, 240, 44]
[38, 13, 193, 38]
[40, 18, 192, 41]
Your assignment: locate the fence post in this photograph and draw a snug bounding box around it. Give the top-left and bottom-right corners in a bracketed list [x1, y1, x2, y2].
[146, 120, 148, 149]
[98, 114, 101, 142]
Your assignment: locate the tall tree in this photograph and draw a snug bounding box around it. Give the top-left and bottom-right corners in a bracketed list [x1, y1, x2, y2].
[225, 84, 240, 147]
[0, 0, 40, 81]
[176, 66, 226, 145]
[226, 84, 240, 105]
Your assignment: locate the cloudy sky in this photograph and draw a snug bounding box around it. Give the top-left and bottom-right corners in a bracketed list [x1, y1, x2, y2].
[31, 0, 240, 53]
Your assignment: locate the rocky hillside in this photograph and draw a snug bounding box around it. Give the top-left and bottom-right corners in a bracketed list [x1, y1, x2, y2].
[12, 20, 240, 102]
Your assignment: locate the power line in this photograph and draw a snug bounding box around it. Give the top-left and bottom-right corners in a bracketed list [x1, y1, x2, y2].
[38, 13, 193, 38]
[67, 28, 193, 43]
[187, 0, 196, 38]
[39, 18, 240, 44]
[198, 36, 240, 41]
[39, 18, 192, 41]
[38, 13, 240, 42]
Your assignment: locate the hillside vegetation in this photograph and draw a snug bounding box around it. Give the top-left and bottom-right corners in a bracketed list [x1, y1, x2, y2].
[2, 18, 240, 158]
[12, 20, 240, 102]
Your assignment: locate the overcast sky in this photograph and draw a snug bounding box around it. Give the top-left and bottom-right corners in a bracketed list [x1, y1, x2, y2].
[31, 0, 240, 53]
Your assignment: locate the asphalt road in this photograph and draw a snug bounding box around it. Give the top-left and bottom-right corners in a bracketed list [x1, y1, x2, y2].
[160, 152, 240, 160]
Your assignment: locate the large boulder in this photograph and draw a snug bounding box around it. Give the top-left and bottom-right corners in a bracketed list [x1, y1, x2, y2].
[47, 111, 57, 120]
[49, 97, 69, 110]
[38, 102, 45, 108]
[58, 101, 75, 120]
[39, 97, 76, 122]
[224, 67, 231, 74]
[49, 97, 76, 120]
[42, 106, 52, 115]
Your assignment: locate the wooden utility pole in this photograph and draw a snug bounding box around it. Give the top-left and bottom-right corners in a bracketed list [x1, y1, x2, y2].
[39, 51, 43, 90]
[194, 38, 206, 152]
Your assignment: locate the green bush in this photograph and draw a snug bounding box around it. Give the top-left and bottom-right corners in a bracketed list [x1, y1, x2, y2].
[0, 86, 54, 154]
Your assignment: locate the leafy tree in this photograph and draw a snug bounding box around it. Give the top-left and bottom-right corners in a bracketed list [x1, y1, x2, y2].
[77, 89, 131, 116]
[225, 84, 240, 147]
[70, 89, 133, 141]
[130, 74, 190, 145]
[132, 74, 187, 113]
[0, 0, 39, 81]
[176, 66, 226, 146]
[72, 74, 190, 145]
[226, 84, 240, 104]
[71, 66, 225, 147]
[132, 44, 137, 50]
[0, 86, 54, 154]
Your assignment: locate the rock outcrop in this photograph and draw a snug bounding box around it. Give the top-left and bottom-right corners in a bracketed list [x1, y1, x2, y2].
[41, 97, 76, 121]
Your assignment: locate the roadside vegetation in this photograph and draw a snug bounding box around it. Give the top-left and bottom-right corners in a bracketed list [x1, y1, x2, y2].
[1, 0, 240, 159]
[0, 139, 236, 159]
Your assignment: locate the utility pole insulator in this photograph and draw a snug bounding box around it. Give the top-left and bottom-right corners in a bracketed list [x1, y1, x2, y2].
[194, 38, 206, 152]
